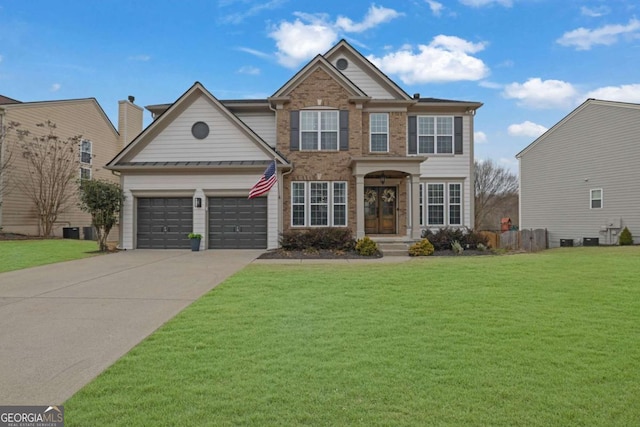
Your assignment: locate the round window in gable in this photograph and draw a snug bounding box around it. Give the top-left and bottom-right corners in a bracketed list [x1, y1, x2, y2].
[336, 58, 348, 71]
[191, 121, 209, 139]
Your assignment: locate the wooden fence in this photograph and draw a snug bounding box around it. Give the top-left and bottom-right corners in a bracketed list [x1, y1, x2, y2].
[478, 229, 548, 252]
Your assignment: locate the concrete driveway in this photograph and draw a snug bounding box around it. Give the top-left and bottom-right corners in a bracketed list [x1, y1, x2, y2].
[0, 249, 262, 405]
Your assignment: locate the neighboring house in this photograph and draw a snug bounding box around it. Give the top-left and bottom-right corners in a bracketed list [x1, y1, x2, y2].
[106, 40, 482, 250]
[516, 98, 640, 247]
[0, 95, 142, 237]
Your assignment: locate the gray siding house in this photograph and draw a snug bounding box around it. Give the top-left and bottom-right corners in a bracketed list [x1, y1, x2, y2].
[517, 99, 640, 247]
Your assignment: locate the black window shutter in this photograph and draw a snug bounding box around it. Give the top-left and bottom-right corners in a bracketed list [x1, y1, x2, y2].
[290, 110, 300, 151]
[408, 116, 417, 155]
[339, 110, 349, 151]
[454, 116, 463, 155]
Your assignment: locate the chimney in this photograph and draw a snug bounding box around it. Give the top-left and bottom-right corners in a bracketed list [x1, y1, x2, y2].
[413, 93, 421, 100]
[118, 96, 143, 147]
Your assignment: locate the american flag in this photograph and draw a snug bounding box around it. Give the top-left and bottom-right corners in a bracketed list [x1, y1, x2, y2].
[248, 160, 277, 199]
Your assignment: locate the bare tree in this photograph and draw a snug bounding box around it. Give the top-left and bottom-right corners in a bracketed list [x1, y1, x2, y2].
[0, 120, 17, 201]
[474, 159, 519, 230]
[12, 120, 81, 236]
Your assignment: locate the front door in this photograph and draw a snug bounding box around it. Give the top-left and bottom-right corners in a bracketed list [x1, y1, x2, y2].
[364, 186, 396, 234]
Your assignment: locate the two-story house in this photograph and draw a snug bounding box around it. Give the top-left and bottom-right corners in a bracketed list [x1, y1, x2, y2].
[106, 40, 482, 250]
[0, 95, 142, 238]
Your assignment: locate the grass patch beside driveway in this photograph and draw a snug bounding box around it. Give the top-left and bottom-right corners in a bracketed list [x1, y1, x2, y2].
[0, 239, 100, 273]
[65, 247, 640, 426]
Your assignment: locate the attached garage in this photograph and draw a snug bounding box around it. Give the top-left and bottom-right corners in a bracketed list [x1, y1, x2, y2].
[137, 198, 193, 249]
[208, 197, 267, 249]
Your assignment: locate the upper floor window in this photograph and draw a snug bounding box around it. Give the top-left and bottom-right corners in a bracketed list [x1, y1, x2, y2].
[590, 189, 603, 209]
[370, 113, 388, 152]
[418, 116, 453, 154]
[80, 139, 92, 164]
[300, 111, 338, 151]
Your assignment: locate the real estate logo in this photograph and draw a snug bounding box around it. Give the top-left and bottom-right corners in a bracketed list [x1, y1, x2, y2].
[0, 406, 64, 427]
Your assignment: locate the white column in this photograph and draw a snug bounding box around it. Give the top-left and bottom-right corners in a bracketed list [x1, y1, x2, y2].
[356, 175, 365, 238]
[411, 175, 422, 240]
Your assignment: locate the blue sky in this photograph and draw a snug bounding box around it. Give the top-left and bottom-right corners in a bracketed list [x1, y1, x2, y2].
[1, 0, 639, 172]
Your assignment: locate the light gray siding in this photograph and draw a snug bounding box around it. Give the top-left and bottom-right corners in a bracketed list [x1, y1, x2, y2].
[235, 111, 276, 147]
[332, 55, 397, 99]
[519, 101, 640, 247]
[134, 96, 266, 162]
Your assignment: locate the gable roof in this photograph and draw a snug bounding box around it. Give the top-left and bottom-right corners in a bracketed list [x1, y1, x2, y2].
[0, 94, 20, 105]
[0, 97, 119, 138]
[107, 82, 289, 169]
[270, 53, 368, 99]
[516, 98, 640, 159]
[323, 39, 412, 101]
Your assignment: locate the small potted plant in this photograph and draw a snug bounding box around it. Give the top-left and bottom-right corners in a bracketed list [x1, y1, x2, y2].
[188, 233, 202, 251]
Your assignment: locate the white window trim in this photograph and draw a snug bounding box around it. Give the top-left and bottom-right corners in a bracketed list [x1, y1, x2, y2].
[369, 113, 389, 153]
[300, 110, 339, 151]
[419, 183, 424, 227]
[590, 188, 603, 209]
[291, 181, 348, 227]
[417, 116, 454, 155]
[80, 139, 92, 165]
[423, 181, 464, 227]
[80, 166, 92, 180]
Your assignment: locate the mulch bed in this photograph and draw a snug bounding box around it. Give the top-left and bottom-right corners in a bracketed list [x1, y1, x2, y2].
[258, 248, 495, 259]
[0, 233, 45, 240]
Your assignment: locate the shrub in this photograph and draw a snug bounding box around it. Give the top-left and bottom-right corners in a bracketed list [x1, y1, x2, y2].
[477, 243, 487, 252]
[408, 239, 435, 256]
[451, 240, 464, 255]
[619, 227, 633, 246]
[280, 228, 355, 251]
[355, 236, 379, 256]
[421, 228, 489, 251]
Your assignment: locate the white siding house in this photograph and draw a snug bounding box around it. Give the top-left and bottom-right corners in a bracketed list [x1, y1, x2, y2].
[517, 99, 640, 247]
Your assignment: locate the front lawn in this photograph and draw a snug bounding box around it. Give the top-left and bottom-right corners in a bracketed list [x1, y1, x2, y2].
[65, 247, 640, 426]
[0, 239, 100, 273]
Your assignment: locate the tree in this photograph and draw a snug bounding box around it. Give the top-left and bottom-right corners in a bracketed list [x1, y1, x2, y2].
[12, 120, 81, 237]
[474, 159, 519, 230]
[0, 120, 17, 204]
[78, 179, 124, 252]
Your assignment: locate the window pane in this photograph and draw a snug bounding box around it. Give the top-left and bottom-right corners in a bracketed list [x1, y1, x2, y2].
[333, 182, 346, 204]
[301, 132, 318, 150]
[428, 206, 444, 225]
[428, 184, 444, 204]
[418, 117, 434, 135]
[292, 183, 306, 226]
[437, 117, 453, 134]
[333, 205, 346, 226]
[437, 136, 453, 153]
[321, 111, 338, 131]
[370, 113, 388, 132]
[310, 205, 328, 225]
[371, 134, 388, 152]
[292, 206, 306, 226]
[310, 183, 328, 203]
[449, 184, 461, 204]
[301, 111, 318, 131]
[321, 132, 338, 150]
[80, 167, 91, 180]
[449, 205, 461, 225]
[81, 152, 92, 163]
[418, 136, 434, 154]
[292, 183, 305, 203]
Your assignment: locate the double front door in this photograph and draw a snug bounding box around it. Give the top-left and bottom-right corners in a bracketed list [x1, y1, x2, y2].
[364, 186, 396, 234]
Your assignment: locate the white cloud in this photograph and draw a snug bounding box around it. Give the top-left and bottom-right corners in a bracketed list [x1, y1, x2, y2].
[367, 35, 489, 84]
[268, 6, 402, 68]
[50, 83, 61, 92]
[580, 6, 609, 18]
[503, 78, 578, 109]
[426, 0, 444, 16]
[221, 0, 285, 24]
[508, 121, 548, 138]
[459, 0, 512, 7]
[584, 84, 640, 103]
[479, 80, 502, 89]
[270, 16, 338, 68]
[237, 65, 261, 75]
[237, 47, 271, 60]
[474, 131, 487, 143]
[557, 18, 640, 50]
[335, 5, 402, 33]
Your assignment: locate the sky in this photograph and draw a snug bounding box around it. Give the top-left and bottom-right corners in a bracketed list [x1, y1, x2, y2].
[1, 0, 639, 173]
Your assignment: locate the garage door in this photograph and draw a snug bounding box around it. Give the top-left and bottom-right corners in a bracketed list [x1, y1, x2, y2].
[137, 198, 193, 249]
[208, 197, 267, 249]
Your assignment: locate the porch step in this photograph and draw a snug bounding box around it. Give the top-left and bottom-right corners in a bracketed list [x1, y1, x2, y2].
[375, 241, 413, 256]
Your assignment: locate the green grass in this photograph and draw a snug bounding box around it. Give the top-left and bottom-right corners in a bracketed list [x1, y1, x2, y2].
[0, 239, 100, 273]
[65, 247, 640, 426]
